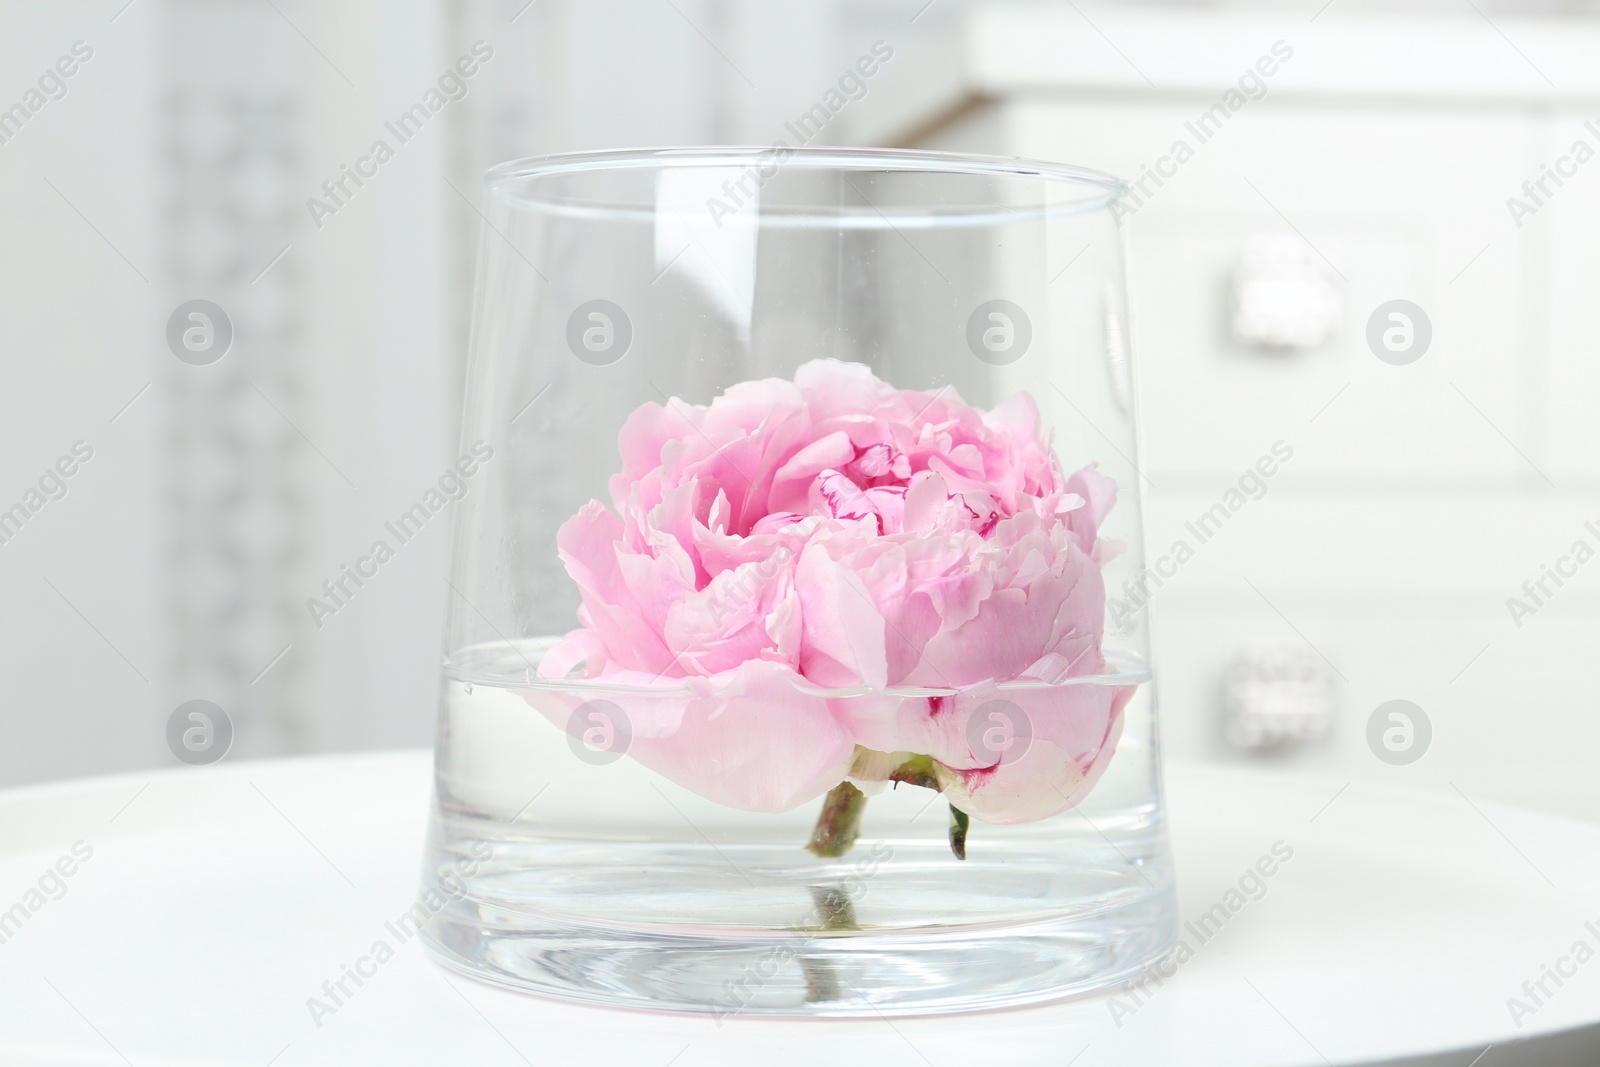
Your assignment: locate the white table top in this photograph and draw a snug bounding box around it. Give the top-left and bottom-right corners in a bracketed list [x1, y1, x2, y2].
[0, 750, 1595, 1066]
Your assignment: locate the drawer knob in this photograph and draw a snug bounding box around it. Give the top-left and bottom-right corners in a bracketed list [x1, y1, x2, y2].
[1223, 638, 1339, 749]
[1231, 234, 1344, 351]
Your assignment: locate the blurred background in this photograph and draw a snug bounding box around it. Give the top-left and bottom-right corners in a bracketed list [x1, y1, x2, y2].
[3, 0, 1599, 823]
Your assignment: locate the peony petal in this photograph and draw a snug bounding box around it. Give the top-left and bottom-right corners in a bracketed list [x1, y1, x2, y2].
[539, 628, 609, 680]
[796, 539, 889, 690]
[901, 471, 950, 533]
[1063, 462, 1118, 553]
[768, 431, 854, 516]
[923, 680, 1130, 824]
[629, 660, 856, 812]
[662, 554, 796, 675]
[556, 502, 676, 672]
[900, 539, 1101, 688]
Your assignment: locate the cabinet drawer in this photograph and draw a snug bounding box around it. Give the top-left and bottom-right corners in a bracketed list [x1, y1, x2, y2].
[1152, 601, 1600, 821]
[997, 98, 1540, 481]
[1543, 109, 1600, 479]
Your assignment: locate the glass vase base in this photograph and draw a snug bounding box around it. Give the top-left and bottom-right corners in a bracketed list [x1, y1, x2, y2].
[420, 886, 1177, 1018]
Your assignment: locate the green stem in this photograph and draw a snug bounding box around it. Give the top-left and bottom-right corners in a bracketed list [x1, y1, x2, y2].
[808, 884, 858, 931]
[799, 884, 857, 1004]
[806, 781, 867, 858]
[805, 752, 974, 860]
[800, 953, 842, 1004]
[948, 804, 970, 861]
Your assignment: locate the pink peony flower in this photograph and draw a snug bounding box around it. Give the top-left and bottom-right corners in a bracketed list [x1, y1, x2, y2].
[528, 359, 1133, 832]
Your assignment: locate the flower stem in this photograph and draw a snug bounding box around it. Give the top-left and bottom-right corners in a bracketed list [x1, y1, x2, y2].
[799, 886, 857, 1003]
[808, 752, 974, 860]
[808, 884, 858, 930]
[806, 781, 867, 858]
[948, 804, 970, 861]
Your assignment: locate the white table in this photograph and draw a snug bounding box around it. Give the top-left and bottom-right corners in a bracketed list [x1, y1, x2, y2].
[0, 751, 1595, 1066]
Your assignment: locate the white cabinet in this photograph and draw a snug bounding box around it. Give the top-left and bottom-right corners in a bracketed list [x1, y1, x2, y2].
[1544, 108, 1600, 478]
[845, 5, 1600, 819]
[997, 98, 1538, 480]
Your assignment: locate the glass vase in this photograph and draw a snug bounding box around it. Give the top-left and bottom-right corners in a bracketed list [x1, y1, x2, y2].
[420, 147, 1176, 1017]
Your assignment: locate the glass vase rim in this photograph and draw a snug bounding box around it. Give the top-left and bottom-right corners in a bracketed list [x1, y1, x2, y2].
[482, 145, 1129, 219]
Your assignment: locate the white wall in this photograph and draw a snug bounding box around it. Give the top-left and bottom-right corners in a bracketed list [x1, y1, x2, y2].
[0, 0, 454, 783]
[4, 0, 1599, 788]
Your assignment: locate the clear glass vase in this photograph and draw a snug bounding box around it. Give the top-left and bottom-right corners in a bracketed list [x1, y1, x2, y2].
[420, 147, 1176, 1017]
